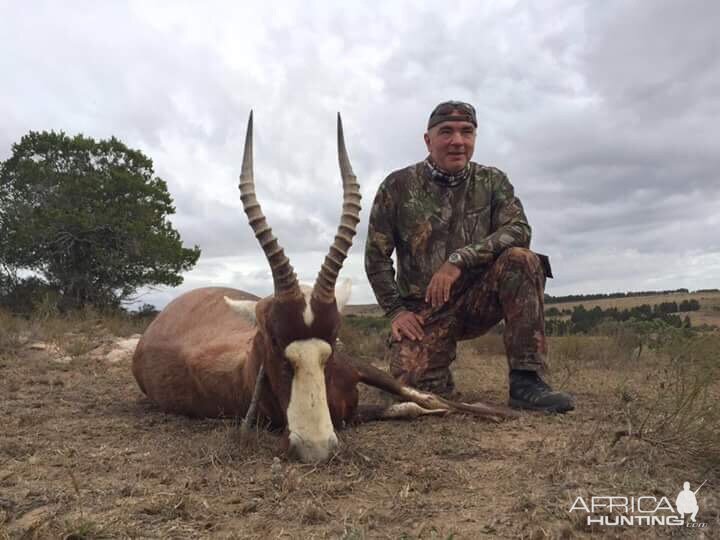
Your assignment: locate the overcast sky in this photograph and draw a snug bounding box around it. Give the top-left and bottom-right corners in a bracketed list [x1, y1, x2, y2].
[2, 1, 718, 308]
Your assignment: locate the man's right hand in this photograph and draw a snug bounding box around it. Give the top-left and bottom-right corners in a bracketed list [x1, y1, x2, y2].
[391, 310, 425, 342]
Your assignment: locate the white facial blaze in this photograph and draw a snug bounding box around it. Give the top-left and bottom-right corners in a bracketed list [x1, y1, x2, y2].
[284, 338, 337, 460]
[300, 284, 314, 327]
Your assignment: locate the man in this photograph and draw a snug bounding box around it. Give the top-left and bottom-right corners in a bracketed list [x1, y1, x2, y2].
[676, 482, 701, 522]
[364, 100, 574, 413]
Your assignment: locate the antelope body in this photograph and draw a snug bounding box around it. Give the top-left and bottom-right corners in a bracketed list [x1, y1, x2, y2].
[132, 113, 517, 463]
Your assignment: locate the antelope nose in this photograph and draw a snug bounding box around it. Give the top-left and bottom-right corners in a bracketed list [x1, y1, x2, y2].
[288, 433, 340, 463]
[327, 432, 339, 454]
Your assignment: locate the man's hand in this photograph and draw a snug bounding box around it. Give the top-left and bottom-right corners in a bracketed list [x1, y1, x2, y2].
[425, 262, 462, 308]
[391, 310, 425, 342]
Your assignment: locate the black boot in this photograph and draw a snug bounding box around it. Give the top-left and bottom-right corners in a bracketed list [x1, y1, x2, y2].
[509, 370, 575, 413]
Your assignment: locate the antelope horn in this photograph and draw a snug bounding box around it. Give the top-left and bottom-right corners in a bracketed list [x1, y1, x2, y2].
[238, 111, 299, 298]
[313, 114, 362, 302]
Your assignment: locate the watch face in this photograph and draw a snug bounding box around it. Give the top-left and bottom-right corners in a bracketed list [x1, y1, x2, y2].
[449, 253, 461, 264]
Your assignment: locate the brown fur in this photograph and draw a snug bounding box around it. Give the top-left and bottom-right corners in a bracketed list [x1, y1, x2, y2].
[132, 286, 359, 428]
[133, 287, 262, 418]
[132, 285, 518, 455]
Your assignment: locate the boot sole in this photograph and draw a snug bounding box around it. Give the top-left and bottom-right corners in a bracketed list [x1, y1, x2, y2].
[509, 398, 575, 414]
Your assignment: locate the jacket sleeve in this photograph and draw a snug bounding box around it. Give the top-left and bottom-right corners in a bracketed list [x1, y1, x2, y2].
[453, 168, 531, 268]
[364, 181, 405, 318]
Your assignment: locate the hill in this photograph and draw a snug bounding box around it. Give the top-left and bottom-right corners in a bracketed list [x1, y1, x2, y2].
[544, 290, 720, 329]
[346, 290, 720, 328]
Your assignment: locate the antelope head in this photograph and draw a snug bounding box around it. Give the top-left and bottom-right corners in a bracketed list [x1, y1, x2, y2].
[226, 112, 361, 462]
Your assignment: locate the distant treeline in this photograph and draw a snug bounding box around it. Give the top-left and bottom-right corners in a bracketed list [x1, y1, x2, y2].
[546, 299, 700, 318]
[544, 288, 718, 305]
[545, 303, 697, 336]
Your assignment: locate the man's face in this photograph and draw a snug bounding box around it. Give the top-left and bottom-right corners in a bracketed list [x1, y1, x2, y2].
[424, 115, 476, 173]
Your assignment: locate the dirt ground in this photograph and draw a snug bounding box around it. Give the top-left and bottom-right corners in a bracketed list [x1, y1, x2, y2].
[1, 331, 718, 539]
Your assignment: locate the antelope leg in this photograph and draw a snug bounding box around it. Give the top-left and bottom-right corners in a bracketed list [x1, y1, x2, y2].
[343, 353, 519, 421]
[353, 402, 448, 423]
[240, 363, 265, 436]
[380, 402, 449, 419]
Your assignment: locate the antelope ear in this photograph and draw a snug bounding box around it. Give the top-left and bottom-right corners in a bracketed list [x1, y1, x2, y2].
[335, 278, 352, 313]
[224, 297, 258, 325]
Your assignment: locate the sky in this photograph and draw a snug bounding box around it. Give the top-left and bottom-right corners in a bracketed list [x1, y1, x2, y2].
[1, 0, 718, 308]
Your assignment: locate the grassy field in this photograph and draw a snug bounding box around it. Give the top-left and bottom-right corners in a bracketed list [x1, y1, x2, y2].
[546, 291, 720, 328]
[349, 291, 720, 330]
[546, 291, 720, 311]
[1, 308, 718, 538]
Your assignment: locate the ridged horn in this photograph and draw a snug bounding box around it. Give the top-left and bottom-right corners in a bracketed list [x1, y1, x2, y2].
[313, 114, 362, 303]
[238, 111, 299, 298]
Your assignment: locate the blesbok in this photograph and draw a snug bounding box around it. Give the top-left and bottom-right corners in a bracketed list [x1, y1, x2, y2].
[132, 113, 518, 463]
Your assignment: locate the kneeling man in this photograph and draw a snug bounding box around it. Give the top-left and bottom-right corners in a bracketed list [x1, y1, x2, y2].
[364, 101, 574, 413]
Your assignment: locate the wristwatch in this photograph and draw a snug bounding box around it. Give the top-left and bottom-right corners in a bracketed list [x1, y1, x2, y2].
[448, 252, 463, 267]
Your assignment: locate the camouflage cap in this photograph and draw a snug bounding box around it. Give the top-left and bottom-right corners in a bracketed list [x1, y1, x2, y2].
[427, 101, 477, 129]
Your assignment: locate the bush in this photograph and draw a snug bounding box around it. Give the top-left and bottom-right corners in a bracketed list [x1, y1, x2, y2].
[679, 299, 700, 312]
[655, 301, 679, 314]
[0, 276, 59, 315]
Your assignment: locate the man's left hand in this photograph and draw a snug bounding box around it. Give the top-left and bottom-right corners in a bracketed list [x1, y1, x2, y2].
[425, 262, 462, 308]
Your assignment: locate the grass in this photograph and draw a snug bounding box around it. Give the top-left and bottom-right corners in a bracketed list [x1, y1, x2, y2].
[339, 315, 391, 362]
[0, 307, 151, 360]
[341, 314, 720, 476]
[0, 310, 25, 357]
[613, 332, 720, 468]
[61, 517, 110, 540]
[535, 321, 719, 475]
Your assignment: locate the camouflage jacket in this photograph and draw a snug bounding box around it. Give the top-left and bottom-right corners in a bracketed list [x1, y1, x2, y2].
[364, 160, 532, 318]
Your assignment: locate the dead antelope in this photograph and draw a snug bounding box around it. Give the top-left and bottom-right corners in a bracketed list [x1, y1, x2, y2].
[132, 113, 518, 463]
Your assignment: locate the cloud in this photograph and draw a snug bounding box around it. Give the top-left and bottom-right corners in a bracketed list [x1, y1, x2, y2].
[1, 1, 717, 308]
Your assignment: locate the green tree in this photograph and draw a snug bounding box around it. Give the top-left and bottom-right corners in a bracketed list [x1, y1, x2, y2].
[0, 131, 200, 311]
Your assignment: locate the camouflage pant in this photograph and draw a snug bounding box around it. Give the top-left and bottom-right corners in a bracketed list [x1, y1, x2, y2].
[387, 247, 548, 394]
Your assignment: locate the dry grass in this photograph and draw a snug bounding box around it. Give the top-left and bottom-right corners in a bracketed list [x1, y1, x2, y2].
[0, 310, 25, 357]
[611, 332, 720, 465]
[1, 312, 718, 538]
[339, 316, 390, 363]
[0, 307, 151, 361]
